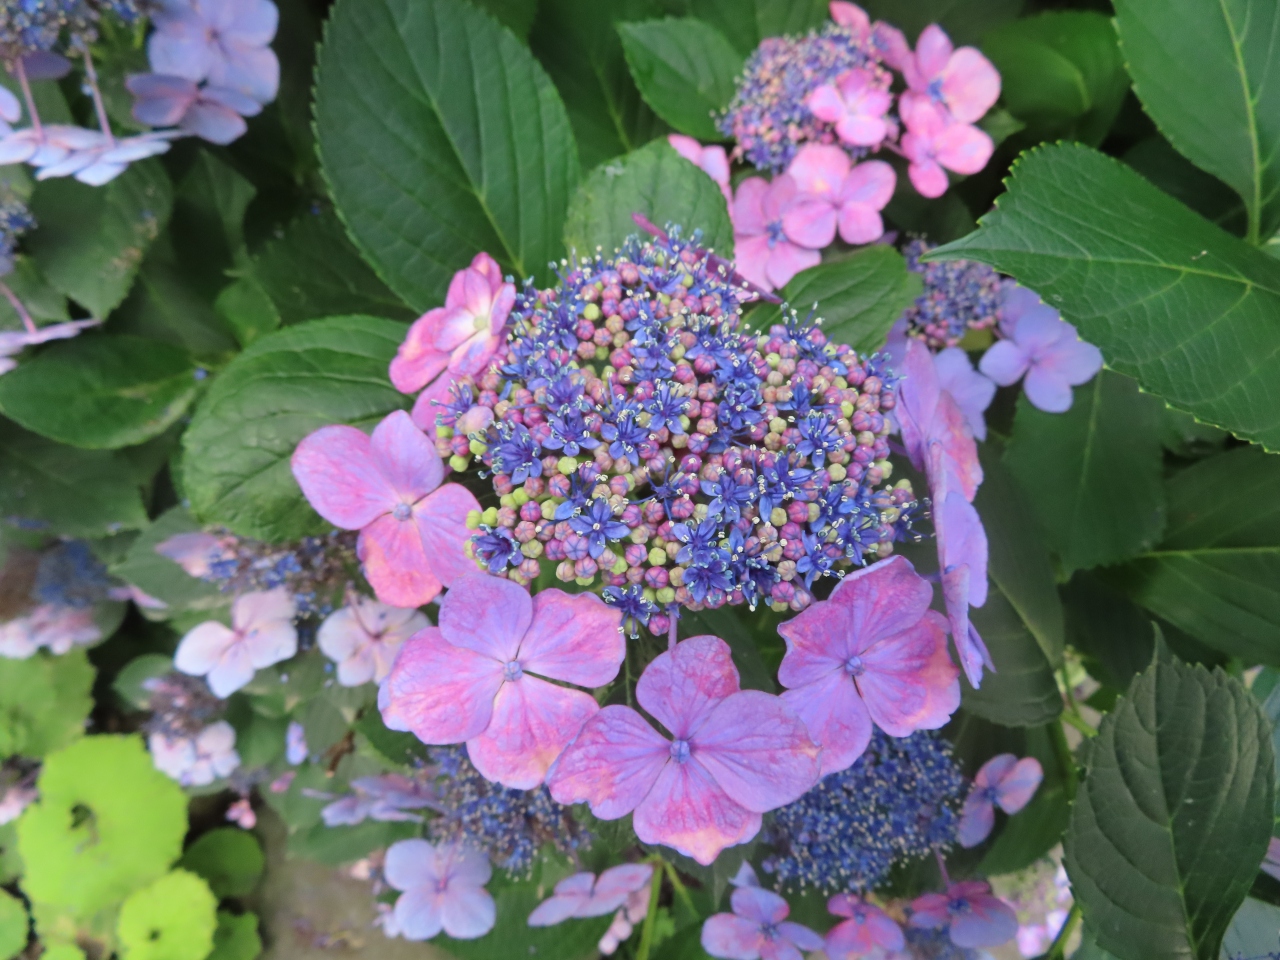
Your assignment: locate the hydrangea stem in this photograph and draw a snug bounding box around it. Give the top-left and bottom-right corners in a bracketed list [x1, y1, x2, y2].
[13, 59, 42, 139]
[81, 51, 116, 147]
[0, 280, 36, 334]
[663, 861, 697, 919]
[634, 857, 667, 960]
[1045, 903, 1082, 958]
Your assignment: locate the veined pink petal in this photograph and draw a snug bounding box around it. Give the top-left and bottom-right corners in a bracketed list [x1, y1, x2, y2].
[438, 572, 531, 662]
[450, 329, 503, 379]
[936, 488, 988, 606]
[766, 243, 821, 290]
[936, 122, 994, 175]
[292, 425, 396, 529]
[206, 642, 257, 698]
[733, 235, 774, 291]
[958, 791, 997, 847]
[856, 610, 959, 735]
[393, 888, 445, 940]
[668, 133, 704, 164]
[518, 589, 624, 688]
[835, 112, 888, 147]
[941, 48, 1001, 124]
[415, 483, 482, 586]
[782, 199, 838, 249]
[941, 565, 994, 688]
[762, 172, 800, 220]
[390, 308, 451, 394]
[636, 634, 739, 740]
[433, 304, 481, 354]
[547, 705, 669, 819]
[897, 339, 941, 469]
[370, 410, 444, 504]
[691, 690, 819, 812]
[781, 670, 872, 777]
[826, 897, 904, 955]
[358, 514, 442, 608]
[633, 755, 762, 865]
[928, 394, 983, 503]
[378, 626, 503, 743]
[466, 676, 600, 789]
[1038, 334, 1103, 387]
[701, 913, 762, 959]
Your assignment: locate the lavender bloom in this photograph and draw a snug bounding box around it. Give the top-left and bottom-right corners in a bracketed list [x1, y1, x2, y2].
[149, 720, 240, 787]
[933, 347, 995, 441]
[383, 839, 495, 941]
[148, 0, 279, 103]
[285, 720, 307, 764]
[127, 72, 261, 144]
[320, 774, 438, 826]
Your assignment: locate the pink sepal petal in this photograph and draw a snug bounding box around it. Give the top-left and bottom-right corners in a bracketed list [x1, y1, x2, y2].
[371, 409, 444, 500]
[731, 886, 788, 925]
[378, 626, 503, 743]
[466, 676, 600, 789]
[950, 888, 1018, 948]
[438, 572, 531, 662]
[590, 864, 655, 915]
[781, 671, 872, 778]
[691, 690, 820, 812]
[632, 757, 761, 865]
[415, 483, 482, 586]
[636, 634, 739, 740]
[777, 921, 824, 951]
[358, 514, 442, 608]
[941, 48, 1001, 124]
[439, 885, 498, 939]
[701, 914, 764, 959]
[782, 199, 838, 249]
[291, 425, 395, 529]
[519, 589, 624, 687]
[546, 705, 669, 819]
[856, 609, 959, 736]
[907, 155, 949, 198]
[936, 122, 994, 175]
[957, 793, 996, 847]
[766, 243, 821, 290]
[410, 373, 457, 435]
[996, 757, 1044, 813]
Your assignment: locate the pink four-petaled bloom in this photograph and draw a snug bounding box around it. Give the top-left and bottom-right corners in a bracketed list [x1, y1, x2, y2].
[958, 753, 1044, 847]
[806, 68, 892, 148]
[317, 596, 428, 686]
[527, 864, 654, 926]
[824, 894, 904, 959]
[701, 886, 824, 960]
[979, 295, 1103, 414]
[291, 409, 481, 608]
[783, 144, 896, 248]
[909, 879, 1018, 949]
[902, 25, 1001, 124]
[899, 98, 993, 199]
[731, 175, 821, 293]
[933, 347, 995, 442]
[379, 573, 624, 789]
[776, 555, 959, 777]
[383, 839, 495, 941]
[548, 635, 819, 865]
[389, 253, 515, 430]
[668, 135, 733, 205]
[896, 339, 982, 503]
[174, 588, 297, 697]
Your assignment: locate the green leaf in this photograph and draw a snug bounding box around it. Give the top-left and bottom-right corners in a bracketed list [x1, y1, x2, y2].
[285, 819, 418, 865]
[1004, 370, 1165, 575]
[116, 870, 218, 960]
[111, 508, 225, 616]
[1104, 446, 1280, 665]
[1063, 653, 1275, 960]
[1063, 571, 1155, 693]
[1113, 0, 1280, 244]
[0, 421, 147, 537]
[354, 706, 429, 769]
[1159, 405, 1230, 459]
[961, 449, 1063, 725]
[112, 655, 174, 712]
[529, 0, 667, 167]
[0, 888, 27, 960]
[247, 212, 413, 326]
[1125, 137, 1248, 236]
[215, 277, 280, 349]
[473, 0, 537, 39]
[27, 160, 172, 317]
[929, 143, 1280, 452]
[18, 735, 188, 918]
[856, 0, 1024, 45]
[746, 246, 921, 353]
[177, 829, 265, 899]
[169, 154, 257, 301]
[110, 244, 239, 358]
[181, 315, 410, 541]
[0, 257, 68, 329]
[207, 911, 260, 960]
[618, 18, 742, 141]
[314, 0, 580, 310]
[690, 0, 828, 55]
[0, 336, 198, 450]
[0, 650, 95, 758]
[564, 139, 734, 259]
[981, 11, 1128, 145]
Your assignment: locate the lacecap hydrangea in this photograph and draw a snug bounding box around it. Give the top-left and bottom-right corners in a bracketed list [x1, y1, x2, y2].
[422, 227, 920, 634]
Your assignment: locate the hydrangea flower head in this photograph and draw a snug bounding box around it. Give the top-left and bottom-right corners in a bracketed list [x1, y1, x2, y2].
[805, 67, 892, 148]
[898, 240, 1006, 351]
[149, 719, 240, 786]
[292, 409, 481, 607]
[528, 864, 654, 925]
[379, 573, 624, 789]
[548, 634, 820, 865]
[668, 135, 732, 204]
[957, 753, 1043, 847]
[776, 555, 959, 776]
[979, 289, 1103, 413]
[782, 144, 895, 248]
[824, 894, 904, 958]
[901, 25, 1000, 124]
[733, 174, 821, 291]
[149, 0, 280, 103]
[909, 879, 1018, 949]
[317, 596, 427, 686]
[701, 885, 824, 960]
[173, 587, 297, 697]
[383, 839, 495, 941]
[428, 228, 916, 628]
[392, 252, 515, 406]
[900, 98, 993, 199]
[762, 730, 962, 891]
